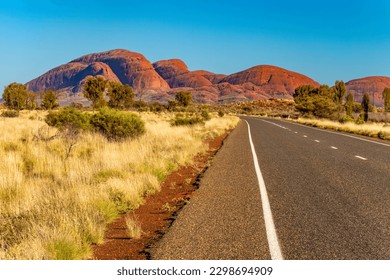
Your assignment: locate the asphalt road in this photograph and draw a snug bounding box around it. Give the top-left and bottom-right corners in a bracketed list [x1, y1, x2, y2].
[152, 117, 390, 259]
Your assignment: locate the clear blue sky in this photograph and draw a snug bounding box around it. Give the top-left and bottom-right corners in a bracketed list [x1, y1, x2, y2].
[1, 0, 390, 94]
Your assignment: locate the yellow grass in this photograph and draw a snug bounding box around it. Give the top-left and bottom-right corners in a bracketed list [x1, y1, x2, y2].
[125, 216, 142, 239]
[294, 118, 390, 140]
[0, 110, 239, 259]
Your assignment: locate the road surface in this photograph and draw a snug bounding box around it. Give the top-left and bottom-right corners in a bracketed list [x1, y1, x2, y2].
[152, 117, 390, 259]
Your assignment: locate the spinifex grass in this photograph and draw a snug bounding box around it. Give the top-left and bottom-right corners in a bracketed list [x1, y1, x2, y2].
[0, 110, 239, 259]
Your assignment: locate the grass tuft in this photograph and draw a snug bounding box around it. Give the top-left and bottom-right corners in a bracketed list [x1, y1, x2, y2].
[125, 216, 142, 239]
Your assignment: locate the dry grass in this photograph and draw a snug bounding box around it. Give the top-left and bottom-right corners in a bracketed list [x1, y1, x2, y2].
[295, 118, 390, 140]
[125, 216, 142, 239]
[0, 110, 239, 259]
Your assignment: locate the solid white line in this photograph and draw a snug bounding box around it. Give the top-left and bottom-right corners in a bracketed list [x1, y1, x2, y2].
[331, 146, 338, 150]
[355, 155, 368, 160]
[244, 120, 284, 260]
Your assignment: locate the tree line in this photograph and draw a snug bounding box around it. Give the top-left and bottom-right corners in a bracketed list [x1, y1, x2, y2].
[2, 77, 390, 122]
[2, 82, 59, 110]
[1, 76, 193, 111]
[294, 81, 390, 122]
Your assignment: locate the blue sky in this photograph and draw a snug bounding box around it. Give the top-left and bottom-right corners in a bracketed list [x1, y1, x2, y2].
[1, 0, 390, 94]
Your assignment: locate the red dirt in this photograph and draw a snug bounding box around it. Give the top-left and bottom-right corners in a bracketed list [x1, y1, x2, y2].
[92, 132, 230, 260]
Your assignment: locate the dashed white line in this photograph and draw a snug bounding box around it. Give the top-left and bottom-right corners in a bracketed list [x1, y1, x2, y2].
[294, 132, 298, 134]
[287, 120, 390, 147]
[260, 119, 288, 130]
[303, 135, 308, 138]
[245, 120, 284, 260]
[355, 156, 368, 161]
[315, 140, 320, 143]
[331, 146, 338, 150]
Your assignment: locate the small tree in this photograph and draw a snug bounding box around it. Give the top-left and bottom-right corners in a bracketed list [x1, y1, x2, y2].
[26, 91, 37, 110]
[361, 93, 370, 122]
[332, 80, 346, 117]
[41, 90, 59, 110]
[175, 91, 192, 107]
[293, 84, 337, 118]
[382, 87, 390, 123]
[345, 93, 354, 117]
[3, 83, 29, 110]
[83, 76, 107, 109]
[107, 82, 134, 109]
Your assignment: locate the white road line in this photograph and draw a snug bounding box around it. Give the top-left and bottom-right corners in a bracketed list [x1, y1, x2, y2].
[283, 120, 390, 147]
[294, 132, 298, 134]
[245, 120, 283, 260]
[260, 119, 289, 130]
[355, 155, 368, 160]
[315, 140, 320, 143]
[331, 146, 338, 150]
[303, 135, 308, 138]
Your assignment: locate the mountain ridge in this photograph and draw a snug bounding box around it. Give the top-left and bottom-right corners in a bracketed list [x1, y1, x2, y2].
[25, 49, 389, 105]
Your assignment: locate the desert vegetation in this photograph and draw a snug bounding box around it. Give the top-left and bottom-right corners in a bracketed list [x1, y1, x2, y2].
[293, 118, 390, 140]
[290, 83, 390, 139]
[0, 109, 239, 259]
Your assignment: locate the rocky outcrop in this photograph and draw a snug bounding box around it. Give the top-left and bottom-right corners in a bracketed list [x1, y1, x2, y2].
[26, 49, 170, 96]
[153, 59, 213, 88]
[346, 76, 390, 106]
[220, 65, 320, 99]
[25, 49, 325, 104]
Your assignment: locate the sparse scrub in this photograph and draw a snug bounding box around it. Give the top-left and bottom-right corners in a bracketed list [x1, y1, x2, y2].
[0, 110, 239, 259]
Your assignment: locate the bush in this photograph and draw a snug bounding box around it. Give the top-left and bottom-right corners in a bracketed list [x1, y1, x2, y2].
[171, 114, 204, 126]
[45, 108, 92, 132]
[339, 115, 355, 124]
[175, 91, 192, 107]
[1, 110, 19, 118]
[90, 107, 145, 141]
[201, 110, 210, 121]
[218, 110, 225, 117]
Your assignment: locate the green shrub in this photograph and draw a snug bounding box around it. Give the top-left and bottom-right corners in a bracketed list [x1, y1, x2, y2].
[171, 114, 204, 126]
[201, 110, 210, 121]
[218, 110, 225, 117]
[1, 110, 19, 118]
[45, 108, 92, 132]
[339, 115, 355, 123]
[90, 107, 145, 141]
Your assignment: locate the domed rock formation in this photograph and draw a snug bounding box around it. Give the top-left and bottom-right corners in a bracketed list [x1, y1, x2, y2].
[26, 49, 170, 96]
[346, 76, 390, 106]
[25, 49, 328, 104]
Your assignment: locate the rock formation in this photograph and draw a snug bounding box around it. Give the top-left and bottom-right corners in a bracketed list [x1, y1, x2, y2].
[30, 49, 390, 105]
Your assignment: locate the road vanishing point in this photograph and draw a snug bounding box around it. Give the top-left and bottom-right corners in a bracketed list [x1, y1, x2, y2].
[152, 117, 390, 260]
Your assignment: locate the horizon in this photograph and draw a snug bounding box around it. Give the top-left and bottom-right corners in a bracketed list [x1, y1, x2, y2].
[1, 0, 390, 94]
